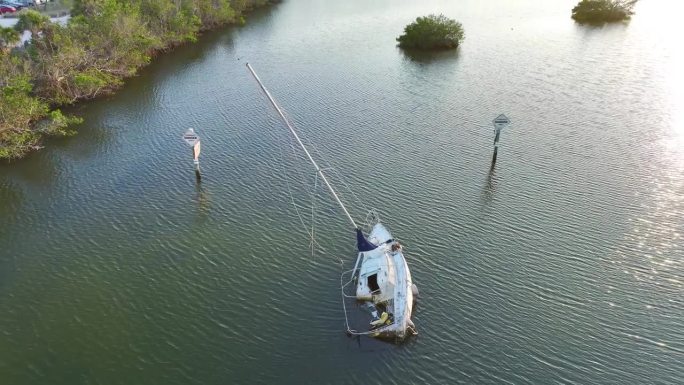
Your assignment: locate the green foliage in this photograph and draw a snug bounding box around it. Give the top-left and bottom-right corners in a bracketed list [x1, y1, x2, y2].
[2, 0, 274, 160]
[571, 0, 638, 23]
[137, 0, 200, 46]
[195, 0, 236, 29]
[0, 60, 45, 159]
[14, 10, 51, 34]
[0, 27, 20, 51]
[0, 130, 41, 160]
[73, 70, 122, 95]
[1, 54, 48, 130]
[38, 110, 83, 136]
[0, 53, 82, 159]
[397, 14, 465, 50]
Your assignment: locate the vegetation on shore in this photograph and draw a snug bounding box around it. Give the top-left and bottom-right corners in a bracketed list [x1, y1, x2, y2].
[571, 0, 637, 24]
[397, 14, 464, 50]
[0, 0, 273, 160]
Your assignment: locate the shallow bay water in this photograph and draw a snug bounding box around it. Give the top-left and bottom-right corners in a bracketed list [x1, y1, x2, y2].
[1, 0, 682, 383]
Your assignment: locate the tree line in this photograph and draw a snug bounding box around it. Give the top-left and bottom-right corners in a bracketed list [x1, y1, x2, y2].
[1, 0, 274, 160]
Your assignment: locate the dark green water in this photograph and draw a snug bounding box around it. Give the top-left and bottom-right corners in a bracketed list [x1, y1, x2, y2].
[1, 0, 682, 383]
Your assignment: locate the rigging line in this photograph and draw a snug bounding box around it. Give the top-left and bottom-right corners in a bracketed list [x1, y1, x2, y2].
[274, 108, 307, 186]
[285, 120, 369, 225]
[340, 269, 360, 335]
[246, 63, 358, 229]
[283, 115, 338, 220]
[339, 269, 397, 337]
[328, 167, 369, 216]
[279, 119, 325, 254]
[306, 136, 369, 216]
[363, 209, 381, 234]
[272, 119, 323, 250]
[256, 75, 358, 229]
[305, 139, 373, 230]
[263, 103, 315, 200]
[265, 80, 351, 230]
[285, 123, 317, 198]
[311, 172, 318, 258]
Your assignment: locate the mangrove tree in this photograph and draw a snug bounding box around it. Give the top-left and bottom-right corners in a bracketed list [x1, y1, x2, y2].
[397, 14, 464, 50]
[571, 0, 638, 24]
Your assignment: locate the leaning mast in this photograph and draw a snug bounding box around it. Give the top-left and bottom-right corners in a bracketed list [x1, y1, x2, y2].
[246, 63, 357, 229]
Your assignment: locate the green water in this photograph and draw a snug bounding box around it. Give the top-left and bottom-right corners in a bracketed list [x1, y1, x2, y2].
[1, 1, 682, 384]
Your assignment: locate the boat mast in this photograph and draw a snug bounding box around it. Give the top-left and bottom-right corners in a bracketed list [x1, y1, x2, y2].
[246, 63, 358, 229]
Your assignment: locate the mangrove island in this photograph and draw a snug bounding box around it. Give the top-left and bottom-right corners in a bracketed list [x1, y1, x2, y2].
[397, 14, 464, 50]
[571, 0, 638, 24]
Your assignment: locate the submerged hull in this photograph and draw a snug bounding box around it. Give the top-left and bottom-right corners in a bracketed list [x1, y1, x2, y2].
[350, 223, 416, 341]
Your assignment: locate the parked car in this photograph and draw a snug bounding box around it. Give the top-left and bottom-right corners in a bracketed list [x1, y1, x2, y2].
[1, 1, 25, 10]
[7, 0, 28, 6]
[13, 0, 44, 7]
[0, 4, 17, 13]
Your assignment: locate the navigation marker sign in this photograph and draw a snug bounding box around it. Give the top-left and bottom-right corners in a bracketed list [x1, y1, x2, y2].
[182, 128, 200, 147]
[490, 113, 510, 168]
[182, 128, 201, 181]
[493, 114, 510, 130]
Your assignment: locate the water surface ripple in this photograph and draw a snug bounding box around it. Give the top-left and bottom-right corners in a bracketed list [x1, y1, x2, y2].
[1, 0, 683, 384]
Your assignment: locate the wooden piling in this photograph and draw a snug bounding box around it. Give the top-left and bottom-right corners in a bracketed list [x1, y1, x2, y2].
[491, 128, 501, 167]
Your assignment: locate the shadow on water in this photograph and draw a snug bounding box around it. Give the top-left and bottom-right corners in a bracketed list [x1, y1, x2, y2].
[0, 149, 62, 185]
[0, 182, 23, 288]
[42, 117, 115, 162]
[345, 334, 408, 353]
[572, 18, 632, 28]
[241, 2, 281, 24]
[572, 19, 630, 37]
[140, 28, 238, 81]
[0, 181, 22, 228]
[399, 47, 461, 65]
[135, 3, 280, 81]
[481, 166, 499, 205]
[194, 180, 211, 222]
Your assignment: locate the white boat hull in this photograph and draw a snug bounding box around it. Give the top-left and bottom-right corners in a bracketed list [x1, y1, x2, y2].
[353, 223, 416, 340]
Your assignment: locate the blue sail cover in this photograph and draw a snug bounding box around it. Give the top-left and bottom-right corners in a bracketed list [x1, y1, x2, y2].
[356, 228, 378, 252]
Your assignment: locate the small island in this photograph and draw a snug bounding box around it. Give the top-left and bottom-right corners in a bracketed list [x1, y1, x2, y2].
[397, 14, 464, 50]
[571, 0, 637, 24]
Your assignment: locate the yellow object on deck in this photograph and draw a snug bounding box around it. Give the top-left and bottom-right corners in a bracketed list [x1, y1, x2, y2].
[370, 312, 389, 326]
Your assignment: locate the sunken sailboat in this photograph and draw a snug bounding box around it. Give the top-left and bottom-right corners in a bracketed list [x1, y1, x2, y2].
[246, 63, 417, 341]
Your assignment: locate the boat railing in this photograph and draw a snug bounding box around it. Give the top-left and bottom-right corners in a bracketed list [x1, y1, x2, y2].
[363, 209, 381, 234]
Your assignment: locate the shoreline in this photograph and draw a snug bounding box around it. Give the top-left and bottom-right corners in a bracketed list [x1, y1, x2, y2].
[0, 1, 278, 162]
